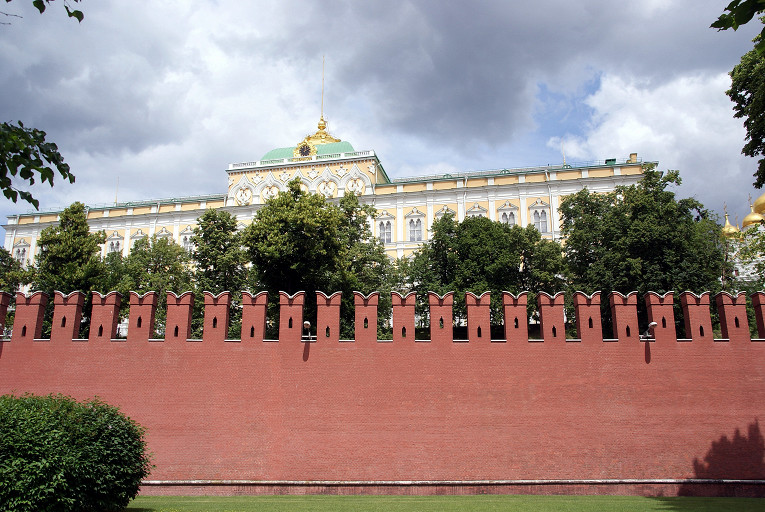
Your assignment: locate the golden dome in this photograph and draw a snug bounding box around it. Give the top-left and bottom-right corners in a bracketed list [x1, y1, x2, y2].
[721, 213, 740, 237]
[754, 191, 765, 214]
[742, 204, 765, 229]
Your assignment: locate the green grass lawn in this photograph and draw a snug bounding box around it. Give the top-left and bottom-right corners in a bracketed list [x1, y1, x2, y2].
[127, 495, 765, 512]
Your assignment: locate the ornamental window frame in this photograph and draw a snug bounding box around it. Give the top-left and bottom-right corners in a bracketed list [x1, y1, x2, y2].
[465, 202, 488, 218]
[497, 200, 518, 226]
[12, 239, 29, 265]
[130, 229, 147, 248]
[105, 231, 124, 255]
[155, 227, 173, 239]
[405, 207, 425, 242]
[377, 210, 394, 245]
[434, 205, 456, 221]
[179, 225, 195, 253]
[528, 199, 550, 233]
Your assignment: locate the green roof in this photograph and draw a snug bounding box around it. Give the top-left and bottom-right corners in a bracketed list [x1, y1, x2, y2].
[261, 141, 355, 160]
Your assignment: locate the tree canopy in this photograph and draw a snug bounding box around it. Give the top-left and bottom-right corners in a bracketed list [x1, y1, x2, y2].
[0, 247, 26, 293]
[243, 180, 342, 297]
[560, 166, 725, 297]
[728, 27, 765, 188]
[119, 236, 193, 333]
[32, 202, 105, 296]
[408, 214, 565, 323]
[712, 0, 765, 54]
[191, 209, 248, 295]
[242, 181, 392, 337]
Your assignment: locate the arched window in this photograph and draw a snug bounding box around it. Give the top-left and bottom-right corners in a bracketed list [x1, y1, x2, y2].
[500, 211, 515, 226]
[182, 235, 194, 253]
[379, 221, 392, 244]
[409, 219, 422, 242]
[533, 210, 548, 232]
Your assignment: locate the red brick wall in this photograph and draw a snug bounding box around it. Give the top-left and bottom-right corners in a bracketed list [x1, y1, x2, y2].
[1, 290, 764, 496]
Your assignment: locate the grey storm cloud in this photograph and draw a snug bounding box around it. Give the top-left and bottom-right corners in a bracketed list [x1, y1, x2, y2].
[0, 0, 760, 221]
[238, 0, 757, 150]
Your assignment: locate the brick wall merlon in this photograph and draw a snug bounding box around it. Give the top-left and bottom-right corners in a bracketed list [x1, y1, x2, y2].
[609, 291, 639, 342]
[502, 291, 529, 343]
[392, 292, 416, 343]
[51, 291, 85, 342]
[128, 291, 158, 342]
[680, 291, 713, 342]
[279, 291, 305, 343]
[354, 292, 379, 344]
[90, 291, 122, 341]
[644, 291, 676, 343]
[537, 291, 566, 342]
[166, 291, 194, 342]
[0, 291, 12, 333]
[715, 291, 750, 342]
[242, 291, 268, 342]
[203, 291, 232, 343]
[316, 291, 342, 343]
[12, 291, 48, 342]
[573, 291, 601, 344]
[466, 292, 491, 343]
[428, 292, 454, 344]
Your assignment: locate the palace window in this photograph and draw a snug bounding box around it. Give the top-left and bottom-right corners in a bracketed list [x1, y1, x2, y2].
[533, 210, 548, 232]
[379, 221, 392, 244]
[14, 248, 26, 264]
[108, 241, 121, 254]
[182, 235, 194, 253]
[500, 211, 516, 226]
[409, 218, 423, 242]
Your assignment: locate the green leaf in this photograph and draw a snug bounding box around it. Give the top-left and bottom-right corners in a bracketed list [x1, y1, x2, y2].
[32, 0, 46, 14]
[64, 6, 84, 22]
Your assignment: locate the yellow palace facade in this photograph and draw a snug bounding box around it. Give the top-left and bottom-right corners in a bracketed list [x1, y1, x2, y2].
[3, 118, 647, 262]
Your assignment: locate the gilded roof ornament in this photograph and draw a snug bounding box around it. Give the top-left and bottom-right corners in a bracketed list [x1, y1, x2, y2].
[742, 195, 764, 229]
[721, 208, 740, 237]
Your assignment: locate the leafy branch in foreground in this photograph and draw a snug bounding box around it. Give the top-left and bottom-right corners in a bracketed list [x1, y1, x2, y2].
[0, 121, 75, 209]
[712, 0, 765, 54]
[1, 0, 84, 23]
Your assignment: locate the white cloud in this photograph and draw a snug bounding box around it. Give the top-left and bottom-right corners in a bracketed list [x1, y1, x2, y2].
[0, 0, 762, 226]
[548, 73, 759, 222]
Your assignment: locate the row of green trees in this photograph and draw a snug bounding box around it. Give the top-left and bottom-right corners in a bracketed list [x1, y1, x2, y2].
[0, 167, 748, 338]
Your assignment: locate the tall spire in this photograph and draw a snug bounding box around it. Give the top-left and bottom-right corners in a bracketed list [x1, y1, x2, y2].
[293, 57, 340, 157]
[317, 55, 329, 132]
[321, 55, 325, 121]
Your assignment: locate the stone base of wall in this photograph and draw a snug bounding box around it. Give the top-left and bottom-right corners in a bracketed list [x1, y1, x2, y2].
[139, 479, 765, 497]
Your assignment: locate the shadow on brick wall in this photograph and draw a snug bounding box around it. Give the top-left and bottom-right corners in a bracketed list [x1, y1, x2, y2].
[677, 420, 765, 498]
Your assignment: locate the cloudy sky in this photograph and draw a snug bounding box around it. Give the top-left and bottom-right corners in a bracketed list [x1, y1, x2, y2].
[0, 0, 761, 231]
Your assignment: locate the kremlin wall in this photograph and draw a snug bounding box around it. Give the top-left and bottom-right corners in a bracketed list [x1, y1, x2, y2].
[0, 288, 764, 497]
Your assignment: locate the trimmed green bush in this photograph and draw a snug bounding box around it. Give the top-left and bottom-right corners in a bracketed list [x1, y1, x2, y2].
[0, 393, 151, 512]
